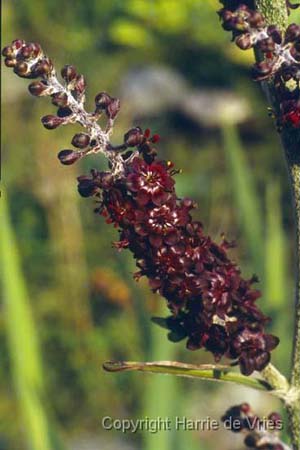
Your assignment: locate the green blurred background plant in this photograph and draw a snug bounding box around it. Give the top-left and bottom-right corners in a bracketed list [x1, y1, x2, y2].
[1, 1, 299, 449]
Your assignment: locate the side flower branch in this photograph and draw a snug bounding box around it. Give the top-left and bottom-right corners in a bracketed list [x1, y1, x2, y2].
[218, 1, 300, 448]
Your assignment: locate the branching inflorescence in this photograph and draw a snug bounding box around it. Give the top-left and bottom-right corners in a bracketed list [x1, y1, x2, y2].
[2, 38, 280, 376]
[4, 2, 300, 448]
[219, 1, 300, 129]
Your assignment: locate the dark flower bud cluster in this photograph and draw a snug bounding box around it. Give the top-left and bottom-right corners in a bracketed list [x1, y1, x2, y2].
[2, 39, 126, 176]
[218, 3, 300, 130]
[222, 404, 290, 449]
[2, 40, 279, 375]
[2, 39, 51, 77]
[123, 127, 160, 163]
[95, 92, 120, 119]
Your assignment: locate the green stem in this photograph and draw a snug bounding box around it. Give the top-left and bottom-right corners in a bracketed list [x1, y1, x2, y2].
[281, 130, 300, 450]
[255, 0, 288, 31]
[254, 1, 300, 448]
[103, 360, 274, 392]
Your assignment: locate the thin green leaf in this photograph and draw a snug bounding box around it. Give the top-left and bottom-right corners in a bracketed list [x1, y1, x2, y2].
[103, 360, 272, 392]
[221, 123, 264, 276]
[0, 190, 63, 450]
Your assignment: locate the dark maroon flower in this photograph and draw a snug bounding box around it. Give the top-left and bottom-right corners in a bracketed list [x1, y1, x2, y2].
[126, 158, 175, 206]
[229, 328, 279, 375]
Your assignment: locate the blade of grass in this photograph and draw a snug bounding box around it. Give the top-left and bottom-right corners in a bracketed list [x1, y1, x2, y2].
[265, 179, 286, 309]
[143, 307, 180, 450]
[221, 123, 264, 276]
[118, 257, 202, 450]
[265, 179, 291, 373]
[0, 189, 57, 450]
[144, 305, 202, 450]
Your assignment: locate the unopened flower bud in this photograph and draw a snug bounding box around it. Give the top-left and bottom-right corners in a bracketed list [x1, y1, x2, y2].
[218, 9, 233, 22]
[4, 57, 16, 68]
[14, 61, 30, 77]
[234, 17, 249, 32]
[73, 74, 86, 95]
[236, 33, 253, 50]
[12, 39, 25, 50]
[21, 42, 41, 59]
[106, 97, 120, 119]
[258, 37, 275, 53]
[285, 23, 300, 42]
[95, 92, 112, 110]
[61, 64, 77, 83]
[71, 133, 90, 149]
[267, 25, 282, 44]
[2, 46, 14, 57]
[19, 43, 35, 59]
[28, 81, 50, 96]
[222, 19, 235, 31]
[32, 43, 42, 57]
[41, 115, 64, 129]
[58, 149, 82, 165]
[77, 175, 99, 197]
[290, 46, 300, 61]
[51, 92, 68, 107]
[124, 127, 144, 147]
[34, 59, 52, 76]
[57, 107, 73, 117]
[248, 11, 265, 28]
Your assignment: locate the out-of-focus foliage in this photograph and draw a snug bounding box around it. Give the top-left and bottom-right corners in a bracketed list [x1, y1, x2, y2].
[0, 190, 53, 450]
[1, 0, 296, 449]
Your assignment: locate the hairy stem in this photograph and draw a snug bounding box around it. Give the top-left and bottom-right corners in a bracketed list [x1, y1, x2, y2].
[255, 1, 300, 448]
[255, 0, 289, 31]
[281, 129, 300, 450]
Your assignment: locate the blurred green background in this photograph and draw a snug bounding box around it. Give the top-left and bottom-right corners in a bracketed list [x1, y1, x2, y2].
[1, 1, 299, 449]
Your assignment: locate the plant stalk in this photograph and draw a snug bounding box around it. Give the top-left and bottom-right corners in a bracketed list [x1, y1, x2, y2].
[255, 0, 289, 31]
[254, 1, 300, 447]
[281, 129, 300, 450]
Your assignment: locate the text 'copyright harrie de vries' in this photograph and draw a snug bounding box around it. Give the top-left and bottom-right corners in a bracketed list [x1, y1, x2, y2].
[101, 416, 283, 434]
